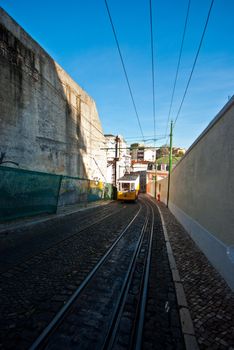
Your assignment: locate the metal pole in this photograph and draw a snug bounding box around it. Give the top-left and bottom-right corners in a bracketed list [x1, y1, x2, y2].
[114, 136, 120, 199]
[114, 136, 119, 187]
[154, 148, 157, 199]
[167, 121, 173, 207]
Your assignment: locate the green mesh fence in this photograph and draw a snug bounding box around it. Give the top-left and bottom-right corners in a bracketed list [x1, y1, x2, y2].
[103, 183, 113, 200]
[59, 177, 113, 205]
[88, 180, 104, 202]
[88, 181, 113, 202]
[0, 166, 113, 222]
[0, 166, 62, 221]
[58, 176, 89, 206]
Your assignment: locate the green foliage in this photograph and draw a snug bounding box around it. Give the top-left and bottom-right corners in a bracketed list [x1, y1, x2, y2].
[156, 156, 181, 165]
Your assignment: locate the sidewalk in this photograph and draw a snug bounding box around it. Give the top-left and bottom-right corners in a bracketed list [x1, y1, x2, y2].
[0, 200, 113, 234]
[157, 199, 234, 350]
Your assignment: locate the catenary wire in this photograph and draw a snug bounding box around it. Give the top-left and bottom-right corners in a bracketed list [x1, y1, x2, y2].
[164, 0, 191, 137]
[149, 0, 156, 145]
[104, 0, 145, 141]
[125, 134, 165, 140]
[173, 0, 215, 128]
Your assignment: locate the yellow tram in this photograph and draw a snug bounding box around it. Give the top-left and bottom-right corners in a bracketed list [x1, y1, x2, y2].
[117, 173, 140, 201]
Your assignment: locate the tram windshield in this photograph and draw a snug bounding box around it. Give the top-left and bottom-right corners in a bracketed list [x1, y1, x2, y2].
[122, 182, 130, 191]
[120, 182, 135, 191]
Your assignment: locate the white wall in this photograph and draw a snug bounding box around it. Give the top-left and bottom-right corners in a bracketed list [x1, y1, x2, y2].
[155, 97, 234, 290]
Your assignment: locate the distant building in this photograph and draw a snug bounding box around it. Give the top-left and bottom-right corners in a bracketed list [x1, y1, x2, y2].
[131, 160, 150, 193]
[131, 160, 149, 172]
[144, 148, 156, 162]
[130, 143, 155, 162]
[147, 155, 183, 172]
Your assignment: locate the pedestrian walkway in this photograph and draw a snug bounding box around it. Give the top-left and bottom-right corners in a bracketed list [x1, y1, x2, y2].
[156, 198, 234, 350]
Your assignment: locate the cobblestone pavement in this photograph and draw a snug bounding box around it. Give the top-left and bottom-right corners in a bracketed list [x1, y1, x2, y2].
[0, 200, 113, 234]
[0, 197, 187, 350]
[158, 201, 234, 350]
[28, 196, 185, 350]
[0, 201, 121, 273]
[143, 196, 185, 350]
[0, 202, 139, 349]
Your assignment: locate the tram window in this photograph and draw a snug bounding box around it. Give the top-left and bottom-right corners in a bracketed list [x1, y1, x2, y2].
[122, 183, 130, 191]
[131, 183, 135, 191]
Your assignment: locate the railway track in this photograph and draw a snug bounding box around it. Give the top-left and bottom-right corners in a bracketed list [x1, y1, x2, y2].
[29, 199, 156, 349]
[1, 196, 184, 349]
[0, 200, 141, 349]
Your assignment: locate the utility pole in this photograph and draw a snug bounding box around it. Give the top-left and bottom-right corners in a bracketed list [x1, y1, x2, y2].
[154, 148, 157, 199]
[167, 121, 173, 207]
[114, 136, 120, 198]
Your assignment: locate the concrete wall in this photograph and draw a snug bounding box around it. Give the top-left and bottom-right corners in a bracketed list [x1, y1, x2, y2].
[0, 7, 107, 181]
[155, 97, 234, 290]
[157, 177, 168, 204]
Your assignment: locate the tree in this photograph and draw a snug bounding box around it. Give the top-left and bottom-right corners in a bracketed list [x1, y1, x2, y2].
[156, 144, 169, 159]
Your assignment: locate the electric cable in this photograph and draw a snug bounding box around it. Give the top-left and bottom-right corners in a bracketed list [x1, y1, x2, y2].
[125, 134, 165, 140]
[173, 0, 215, 128]
[104, 0, 145, 141]
[164, 0, 191, 137]
[149, 0, 156, 145]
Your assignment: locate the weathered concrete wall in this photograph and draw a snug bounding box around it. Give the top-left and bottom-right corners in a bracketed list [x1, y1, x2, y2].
[155, 97, 234, 290]
[0, 7, 107, 181]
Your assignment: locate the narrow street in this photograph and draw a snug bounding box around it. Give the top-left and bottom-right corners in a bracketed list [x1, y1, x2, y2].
[0, 196, 184, 350]
[1, 4, 234, 349]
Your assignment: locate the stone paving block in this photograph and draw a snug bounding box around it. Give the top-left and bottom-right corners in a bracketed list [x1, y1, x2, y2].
[167, 252, 177, 270]
[166, 241, 173, 255]
[163, 228, 169, 242]
[180, 307, 195, 335]
[175, 282, 188, 307]
[184, 334, 200, 350]
[171, 268, 181, 282]
[157, 200, 234, 349]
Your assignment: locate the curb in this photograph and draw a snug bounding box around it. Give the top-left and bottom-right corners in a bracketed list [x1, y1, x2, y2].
[148, 196, 199, 350]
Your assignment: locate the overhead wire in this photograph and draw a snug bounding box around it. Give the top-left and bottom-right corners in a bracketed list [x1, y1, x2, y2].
[104, 0, 145, 141]
[164, 0, 191, 138]
[149, 0, 156, 145]
[125, 134, 165, 140]
[173, 0, 215, 128]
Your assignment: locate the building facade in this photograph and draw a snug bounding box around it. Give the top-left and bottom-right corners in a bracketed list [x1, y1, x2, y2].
[130, 143, 155, 162]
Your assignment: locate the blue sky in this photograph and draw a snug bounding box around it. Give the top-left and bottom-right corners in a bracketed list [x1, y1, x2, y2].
[1, 0, 233, 148]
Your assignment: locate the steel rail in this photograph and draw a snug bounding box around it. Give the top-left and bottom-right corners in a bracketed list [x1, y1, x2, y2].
[134, 201, 155, 349]
[103, 200, 155, 350]
[102, 202, 151, 349]
[29, 202, 143, 350]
